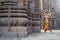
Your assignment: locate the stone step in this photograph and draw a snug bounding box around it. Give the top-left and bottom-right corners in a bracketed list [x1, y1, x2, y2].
[0, 27, 32, 37]
[2, 32, 27, 38]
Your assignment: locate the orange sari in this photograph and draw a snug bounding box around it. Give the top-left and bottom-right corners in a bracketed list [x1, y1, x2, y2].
[43, 16, 49, 32]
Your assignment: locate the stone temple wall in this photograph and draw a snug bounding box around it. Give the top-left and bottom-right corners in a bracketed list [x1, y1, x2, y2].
[0, 0, 41, 37]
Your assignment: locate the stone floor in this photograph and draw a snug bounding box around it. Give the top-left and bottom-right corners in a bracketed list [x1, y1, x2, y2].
[21, 32, 60, 40]
[0, 31, 60, 40]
